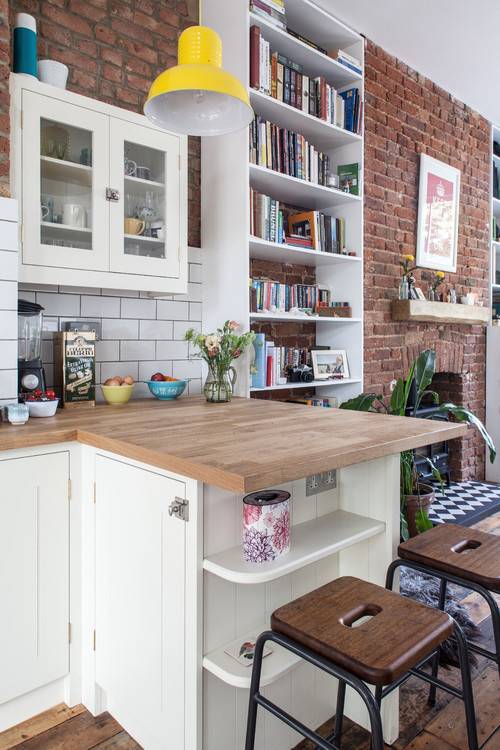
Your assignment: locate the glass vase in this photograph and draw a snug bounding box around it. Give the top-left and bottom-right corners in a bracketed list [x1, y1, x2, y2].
[399, 278, 409, 300]
[204, 365, 236, 403]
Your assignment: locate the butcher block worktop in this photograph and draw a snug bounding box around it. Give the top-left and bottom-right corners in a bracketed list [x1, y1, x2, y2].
[0, 397, 466, 492]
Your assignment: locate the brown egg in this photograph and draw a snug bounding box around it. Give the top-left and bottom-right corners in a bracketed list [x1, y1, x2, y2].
[123, 375, 135, 385]
[104, 378, 121, 387]
[115, 375, 124, 384]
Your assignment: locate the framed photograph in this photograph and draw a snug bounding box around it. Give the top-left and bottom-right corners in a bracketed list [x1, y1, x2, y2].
[311, 349, 350, 380]
[416, 154, 460, 273]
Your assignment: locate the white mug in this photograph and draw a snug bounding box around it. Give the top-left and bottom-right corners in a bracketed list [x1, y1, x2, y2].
[63, 203, 86, 228]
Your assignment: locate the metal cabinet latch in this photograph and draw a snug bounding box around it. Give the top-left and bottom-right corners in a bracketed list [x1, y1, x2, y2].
[169, 497, 189, 521]
[106, 187, 120, 201]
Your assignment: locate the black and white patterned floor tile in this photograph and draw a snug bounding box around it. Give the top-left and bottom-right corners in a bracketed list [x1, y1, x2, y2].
[429, 480, 500, 527]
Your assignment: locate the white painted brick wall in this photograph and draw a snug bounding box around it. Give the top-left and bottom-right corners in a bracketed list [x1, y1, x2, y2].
[18, 248, 203, 401]
[0, 198, 19, 407]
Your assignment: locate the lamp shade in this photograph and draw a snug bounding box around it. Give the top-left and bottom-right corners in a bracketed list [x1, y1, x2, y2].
[144, 26, 253, 136]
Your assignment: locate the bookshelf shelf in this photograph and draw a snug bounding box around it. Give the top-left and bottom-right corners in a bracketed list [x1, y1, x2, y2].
[203, 625, 301, 689]
[249, 236, 362, 266]
[250, 312, 361, 323]
[203, 510, 385, 585]
[250, 89, 361, 152]
[249, 163, 362, 210]
[248, 11, 361, 87]
[250, 377, 361, 392]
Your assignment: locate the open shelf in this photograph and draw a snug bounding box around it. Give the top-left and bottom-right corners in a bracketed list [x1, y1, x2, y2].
[41, 155, 92, 186]
[249, 11, 361, 88]
[392, 299, 490, 326]
[249, 236, 361, 266]
[249, 164, 362, 210]
[124, 233, 164, 243]
[203, 627, 300, 689]
[203, 510, 385, 585]
[41, 221, 91, 233]
[250, 377, 361, 392]
[250, 89, 361, 152]
[250, 312, 361, 323]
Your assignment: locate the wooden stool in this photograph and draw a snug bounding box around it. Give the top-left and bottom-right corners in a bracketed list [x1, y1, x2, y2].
[387, 522, 500, 703]
[245, 576, 478, 750]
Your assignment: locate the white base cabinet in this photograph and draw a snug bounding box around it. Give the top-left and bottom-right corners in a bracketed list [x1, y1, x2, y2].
[0, 451, 70, 706]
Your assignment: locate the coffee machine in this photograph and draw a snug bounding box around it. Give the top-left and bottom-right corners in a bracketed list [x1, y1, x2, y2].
[18, 299, 46, 397]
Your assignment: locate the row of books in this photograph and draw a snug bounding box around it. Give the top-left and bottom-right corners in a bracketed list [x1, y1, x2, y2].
[252, 334, 310, 388]
[287, 396, 339, 408]
[249, 188, 348, 253]
[250, 25, 362, 133]
[252, 278, 330, 312]
[334, 49, 362, 76]
[250, 0, 286, 30]
[249, 115, 330, 185]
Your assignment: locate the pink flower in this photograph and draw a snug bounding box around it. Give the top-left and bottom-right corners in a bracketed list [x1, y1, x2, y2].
[244, 503, 262, 526]
[233, 348, 242, 359]
[229, 321, 239, 331]
[207, 348, 219, 358]
[273, 510, 290, 552]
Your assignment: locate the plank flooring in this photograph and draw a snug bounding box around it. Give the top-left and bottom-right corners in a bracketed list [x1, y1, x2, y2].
[1, 512, 499, 750]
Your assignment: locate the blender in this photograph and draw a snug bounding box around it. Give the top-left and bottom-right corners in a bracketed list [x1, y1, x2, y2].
[18, 299, 46, 397]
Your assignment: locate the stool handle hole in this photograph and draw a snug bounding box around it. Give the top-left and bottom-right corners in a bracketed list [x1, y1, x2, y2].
[342, 604, 382, 628]
[451, 539, 482, 555]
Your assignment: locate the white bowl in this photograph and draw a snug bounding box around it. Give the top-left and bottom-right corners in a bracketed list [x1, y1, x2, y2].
[26, 399, 59, 417]
[38, 60, 69, 89]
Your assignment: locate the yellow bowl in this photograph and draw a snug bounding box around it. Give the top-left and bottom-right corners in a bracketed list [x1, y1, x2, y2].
[101, 384, 134, 405]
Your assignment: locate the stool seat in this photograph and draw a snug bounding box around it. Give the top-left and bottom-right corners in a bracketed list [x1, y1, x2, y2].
[398, 523, 500, 594]
[271, 576, 453, 686]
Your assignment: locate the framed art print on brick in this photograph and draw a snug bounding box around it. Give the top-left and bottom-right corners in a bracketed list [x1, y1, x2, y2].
[416, 154, 460, 273]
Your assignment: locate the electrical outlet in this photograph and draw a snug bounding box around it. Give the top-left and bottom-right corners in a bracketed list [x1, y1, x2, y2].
[306, 470, 337, 496]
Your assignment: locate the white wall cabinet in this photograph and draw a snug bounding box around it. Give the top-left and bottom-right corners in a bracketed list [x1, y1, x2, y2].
[0, 451, 70, 706]
[11, 75, 187, 295]
[94, 454, 189, 749]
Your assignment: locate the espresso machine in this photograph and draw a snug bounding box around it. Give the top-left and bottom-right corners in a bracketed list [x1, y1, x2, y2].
[18, 299, 46, 397]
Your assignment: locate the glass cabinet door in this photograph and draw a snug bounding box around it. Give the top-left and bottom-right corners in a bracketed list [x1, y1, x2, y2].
[22, 90, 109, 271]
[108, 118, 182, 279]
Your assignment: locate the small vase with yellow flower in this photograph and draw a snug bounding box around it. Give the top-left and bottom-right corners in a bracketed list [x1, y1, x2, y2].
[428, 271, 445, 301]
[398, 254, 416, 300]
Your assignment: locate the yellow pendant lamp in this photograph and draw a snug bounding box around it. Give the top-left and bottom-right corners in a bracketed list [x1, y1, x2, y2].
[144, 25, 253, 136]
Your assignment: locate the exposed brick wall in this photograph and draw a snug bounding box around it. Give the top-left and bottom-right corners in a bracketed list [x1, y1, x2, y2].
[0, 0, 10, 193]
[6, 0, 200, 244]
[364, 39, 491, 480]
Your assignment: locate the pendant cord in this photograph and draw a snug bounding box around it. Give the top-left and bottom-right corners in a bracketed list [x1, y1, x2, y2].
[198, 0, 202, 25]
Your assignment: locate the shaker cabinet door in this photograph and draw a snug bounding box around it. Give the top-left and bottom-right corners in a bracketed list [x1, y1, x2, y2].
[0, 452, 70, 705]
[108, 116, 184, 279]
[95, 455, 187, 750]
[22, 90, 109, 271]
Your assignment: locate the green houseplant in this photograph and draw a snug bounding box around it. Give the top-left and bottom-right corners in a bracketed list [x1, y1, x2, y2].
[340, 349, 496, 539]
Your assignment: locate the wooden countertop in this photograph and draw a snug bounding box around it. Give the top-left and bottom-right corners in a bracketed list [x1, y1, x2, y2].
[0, 397, 466, 492]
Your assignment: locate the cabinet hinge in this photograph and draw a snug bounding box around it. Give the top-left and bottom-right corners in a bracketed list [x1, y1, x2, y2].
[68, 479, 72, 501]
[93, 630, 96, 651]
[68, 622, 72, 643]
[93, 481, 96, 504]
[168, 497, 189, 522]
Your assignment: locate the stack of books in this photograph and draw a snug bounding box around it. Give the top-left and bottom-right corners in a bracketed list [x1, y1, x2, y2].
[287, 396, 339, 408]
[288, 210, 346, 253]
[250, 188, 284, 244]
[249, 114, 331, 186]
[252, 278, 330, 312]
[252, 333, 311, 388]
[249, 26, 363, 134]
[250, 0, 286, 30]
[331, 48, 363, 76]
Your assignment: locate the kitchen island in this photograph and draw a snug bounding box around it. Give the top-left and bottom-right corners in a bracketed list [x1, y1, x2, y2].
[0, 397, 466, 750]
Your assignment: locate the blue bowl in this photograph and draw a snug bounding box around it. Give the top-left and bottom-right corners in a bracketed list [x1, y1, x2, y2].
[146, 379, 187, 400]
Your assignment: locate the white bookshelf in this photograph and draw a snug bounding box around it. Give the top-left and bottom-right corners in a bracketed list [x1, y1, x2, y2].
[491, 126, 500, 311]
[202, 0, 364, 404]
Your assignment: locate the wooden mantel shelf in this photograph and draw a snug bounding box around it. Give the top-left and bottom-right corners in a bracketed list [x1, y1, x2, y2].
[392, 299, 490, 326]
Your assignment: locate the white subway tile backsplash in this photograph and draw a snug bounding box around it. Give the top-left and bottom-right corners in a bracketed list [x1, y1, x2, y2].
[120, 340, 156, 361]
[188, 378, 202, 395]
[0, 311, 17, 339]
[101, 361, 139, 382]
[156, 300, 189, 320]
[42, 340, 54, 364]
[173, 321, 194, 340]
[0, 220, 19, 251]
[188, 283, 202, 302]
[189, 302, 202, 321]
[95, 340, 120, 362]
[101, 288, 140, 298]
[188, 246, 202, 264]
[139, 320, 174, 340]
[138, 361, 173, 381]
[189, 263, 202, 283]
[36, 292, 80, 317]
[121, 297, 156, 319]
[81, 295, 121, 318]
[0, 370, 17, 399]
[0, 281, 17, 310]
[0, 250, 18, 281]
[172, 359, 202, 380]
[0, 340, 17, 369]
[133, 381, 155, 399]
[20, 283, 58, 293]
[156, 340, 189, 360]
[101, 318, 139, 340]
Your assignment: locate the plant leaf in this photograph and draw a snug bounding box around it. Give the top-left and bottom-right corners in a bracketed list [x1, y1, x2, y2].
[400, 511, 410, 541]
[415, 508, 433, 534]
[339, 393, 381, 412]
[389, 378, 405, 416]
[413, 349, 436, 413]
[438, 403, 497, 463]
[419, 390, 439, 405]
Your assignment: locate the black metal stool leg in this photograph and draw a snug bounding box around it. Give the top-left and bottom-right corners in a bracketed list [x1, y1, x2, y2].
[482, 586, 500, 679]
[245, 633, 267, 750]
[455, 622, 479, 750]
[428, 577, 447, 706]
[332, 679, 346, 744]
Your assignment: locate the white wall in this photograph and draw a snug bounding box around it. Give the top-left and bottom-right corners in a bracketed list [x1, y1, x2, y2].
[0, 198, 18, 406]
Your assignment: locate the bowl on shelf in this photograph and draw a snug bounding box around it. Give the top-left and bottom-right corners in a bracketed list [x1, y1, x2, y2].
[146, 379, 187, 400]
[101, 384, 134, 405]
[26, 398, 59, 417]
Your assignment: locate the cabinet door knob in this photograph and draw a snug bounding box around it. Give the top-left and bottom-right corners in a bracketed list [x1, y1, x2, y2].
[106, 188, 120, 202]
[168, 498, 189, 521]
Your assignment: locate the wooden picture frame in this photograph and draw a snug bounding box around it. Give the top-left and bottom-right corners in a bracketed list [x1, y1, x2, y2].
[311, 349, 350, 380]
[416, 154, 460, 273]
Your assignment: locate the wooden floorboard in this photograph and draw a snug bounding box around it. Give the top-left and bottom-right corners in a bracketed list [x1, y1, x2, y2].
[1, 512, 499, 750]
